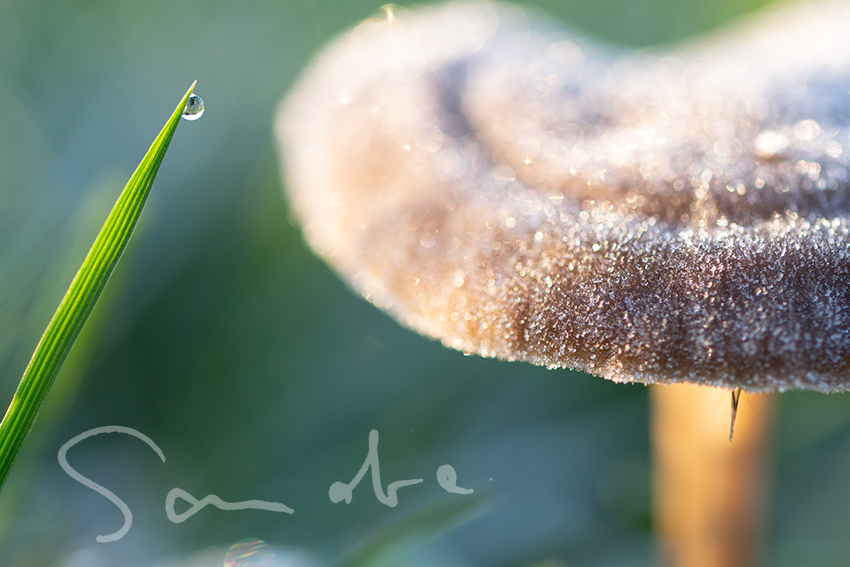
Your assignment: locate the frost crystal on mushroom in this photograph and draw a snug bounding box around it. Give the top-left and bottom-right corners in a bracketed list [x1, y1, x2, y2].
[277, 1, 850, 393]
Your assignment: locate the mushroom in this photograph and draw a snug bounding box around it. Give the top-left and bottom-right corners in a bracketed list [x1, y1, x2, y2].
[276, 1, 850, 565]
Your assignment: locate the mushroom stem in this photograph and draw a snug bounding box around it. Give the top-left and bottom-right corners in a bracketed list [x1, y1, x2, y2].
[651, 384, 775, 567]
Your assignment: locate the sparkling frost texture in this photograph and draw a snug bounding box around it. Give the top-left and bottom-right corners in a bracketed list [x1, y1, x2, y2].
[277, 1, 850, 392]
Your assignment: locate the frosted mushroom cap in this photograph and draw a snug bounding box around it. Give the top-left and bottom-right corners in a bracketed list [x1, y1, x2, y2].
[277, 1, 850, 393]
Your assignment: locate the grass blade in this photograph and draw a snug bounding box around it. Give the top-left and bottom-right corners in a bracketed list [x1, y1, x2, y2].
[338, 491, 492, 567]
[0, 81, 198, 492]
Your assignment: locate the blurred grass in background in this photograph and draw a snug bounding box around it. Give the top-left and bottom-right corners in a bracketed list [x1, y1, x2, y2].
[4, 0, 850, 565]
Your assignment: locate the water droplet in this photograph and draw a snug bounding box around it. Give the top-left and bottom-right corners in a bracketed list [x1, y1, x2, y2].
[381, 4, 396, 24]
[224, 539, 276, 567]
[415, 124, 443, 152]
[521, 61, 558, 96]
[752, 130, 786, 158]
[182, 94, 204, 121]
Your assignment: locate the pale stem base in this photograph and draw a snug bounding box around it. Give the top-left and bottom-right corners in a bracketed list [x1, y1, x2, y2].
[651, 383, 775, 567]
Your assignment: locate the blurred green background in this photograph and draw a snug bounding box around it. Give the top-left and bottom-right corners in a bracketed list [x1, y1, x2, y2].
[4, 0, 850, 565]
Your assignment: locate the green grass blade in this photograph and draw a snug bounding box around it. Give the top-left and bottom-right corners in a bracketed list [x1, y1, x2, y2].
[338, 491, 492, 567]
[0, 81, 198, 493]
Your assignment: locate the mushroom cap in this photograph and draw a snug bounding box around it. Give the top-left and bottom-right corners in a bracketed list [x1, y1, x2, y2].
[277, 1, 850, 393]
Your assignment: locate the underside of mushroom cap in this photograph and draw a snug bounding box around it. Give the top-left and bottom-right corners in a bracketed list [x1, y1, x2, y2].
[277, 0, 850, 393]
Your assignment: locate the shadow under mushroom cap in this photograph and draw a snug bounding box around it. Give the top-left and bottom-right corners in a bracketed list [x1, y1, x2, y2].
[277, 0, 850, 393]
